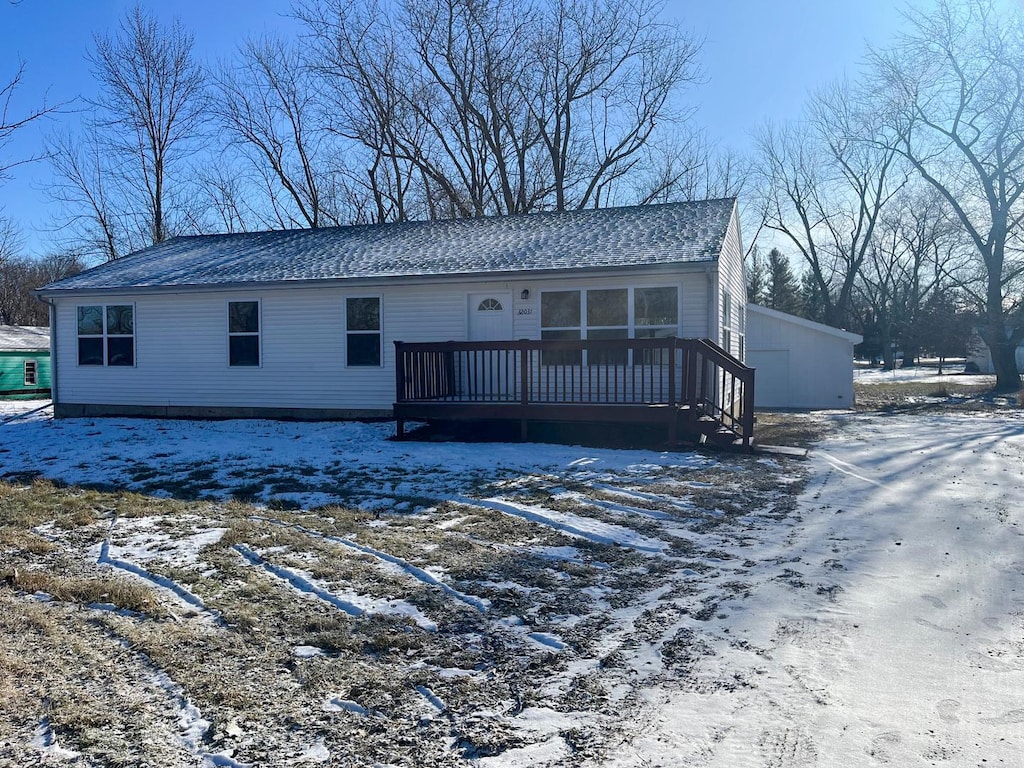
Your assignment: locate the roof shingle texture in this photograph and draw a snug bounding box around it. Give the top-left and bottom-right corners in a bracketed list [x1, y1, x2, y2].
[41, 199, 735, 293]
[0, 325, 50, 351]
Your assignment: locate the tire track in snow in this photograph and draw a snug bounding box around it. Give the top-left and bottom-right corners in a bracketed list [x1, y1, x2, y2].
[99, 631, 251, 768]
[812, 450, 887, 488]
[253, 517, 489, 613]
[454, 496, 670, 555]
[98, 518, 223, 624]
[232, 543, 437, 630]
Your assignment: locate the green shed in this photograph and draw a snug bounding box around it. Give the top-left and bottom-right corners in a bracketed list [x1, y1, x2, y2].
[0, 325, 51, 399]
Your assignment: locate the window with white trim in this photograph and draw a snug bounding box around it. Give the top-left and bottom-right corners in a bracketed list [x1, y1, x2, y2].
[77, 304, 135, 366]
[721, 290, 733, 354]
[539, 286, 681, 365]
[228, 301, 261, 366]
[346, 297, 381, 366]
[24, 360, 37, 386]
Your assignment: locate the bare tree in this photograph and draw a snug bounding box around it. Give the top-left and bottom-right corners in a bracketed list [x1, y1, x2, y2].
[855, 186, 963, 368]
[868, 0, 1024, 390]
[754, 82, 905, 328]
[1, 62, 58, 180]
[531, 0, 701, 210]
[298, 0, 702, 220]
[212, 37, 344, 229]
[46, 130, 122, 263]
[51, 5, 208, 255]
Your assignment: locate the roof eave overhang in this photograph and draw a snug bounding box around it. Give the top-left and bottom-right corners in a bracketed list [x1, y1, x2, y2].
[36, 259, 719, 298]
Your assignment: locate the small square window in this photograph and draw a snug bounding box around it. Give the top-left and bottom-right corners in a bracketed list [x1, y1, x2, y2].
[77, 304, 134, 366]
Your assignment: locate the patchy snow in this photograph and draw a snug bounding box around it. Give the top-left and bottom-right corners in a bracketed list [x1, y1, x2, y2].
[3, 399, 1024, 766]
[854, 367, 995, 386]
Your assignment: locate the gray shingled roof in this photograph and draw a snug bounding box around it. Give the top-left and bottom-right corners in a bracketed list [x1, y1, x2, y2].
[0, 325, 50, 351]
[39, 199, 736, 294]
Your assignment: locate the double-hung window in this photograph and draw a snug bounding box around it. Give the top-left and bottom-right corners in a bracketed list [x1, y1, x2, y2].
[346, 297, 381, 366]
[24, 360, 37, 386]
[77, 304, 135, 366]
[228, 301, 261, 366]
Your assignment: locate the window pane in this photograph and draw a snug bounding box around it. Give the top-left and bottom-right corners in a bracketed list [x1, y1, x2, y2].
[347, 333, 381, 366]
[229, 335, 260, 366]
[107, 305, 134, 335]
[229, 302, 260, 334]
[107, 337, 134, 366]
[347, 297, 380, 331]
[587, 328, 628, 365]
[477, 298, 503, 311]
[587, 289, 627, 327]
[635, 287, 678, 327]
[78, 337, 104, 365]
[541, 328, 582, 365]
[541, 291, 580, 328]
[24, 361, 37, 385]
[77, 306, 103, 335]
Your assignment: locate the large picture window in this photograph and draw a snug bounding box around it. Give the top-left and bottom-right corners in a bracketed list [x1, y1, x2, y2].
[228, 301, 261, 366]
[347, 297, 381, 366]
[539, 286, 680, 365]
[77, 304, 135, 366]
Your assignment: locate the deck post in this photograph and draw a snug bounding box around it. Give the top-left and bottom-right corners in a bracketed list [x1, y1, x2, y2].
[742, 368, 756, 452]
[520, 343, 529, 406]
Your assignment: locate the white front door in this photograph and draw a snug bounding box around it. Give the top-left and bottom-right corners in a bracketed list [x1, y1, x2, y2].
[468, 293, 513, 341]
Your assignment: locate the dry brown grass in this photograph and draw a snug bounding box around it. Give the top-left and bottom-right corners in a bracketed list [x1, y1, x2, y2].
[2, 568, 161, 615]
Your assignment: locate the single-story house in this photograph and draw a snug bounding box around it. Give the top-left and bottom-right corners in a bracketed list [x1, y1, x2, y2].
[37, 198, 754, 446]
[0, 325, 51, 398]
[745, 304, 862, 409]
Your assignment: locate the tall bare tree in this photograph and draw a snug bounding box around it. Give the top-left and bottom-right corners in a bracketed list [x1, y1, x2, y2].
[212, 37, 343, 229]
[868, 0, 1024, 390]
[754, 82, 905, 328]
[298, 0, 702, 220]
[855, 186, 963, 368]
[50, 5, 207, 259]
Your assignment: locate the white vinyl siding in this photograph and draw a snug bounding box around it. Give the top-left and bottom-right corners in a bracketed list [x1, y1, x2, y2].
[51, 263, 720, 413]
[716, 205, 747, 360]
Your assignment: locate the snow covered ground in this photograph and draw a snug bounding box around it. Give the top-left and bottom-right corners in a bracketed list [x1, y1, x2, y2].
[1, 399, 1023, 766]
[853, 367, 995, 387]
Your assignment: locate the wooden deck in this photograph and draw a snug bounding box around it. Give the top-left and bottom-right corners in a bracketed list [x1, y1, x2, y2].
[393, 337, 755, 450]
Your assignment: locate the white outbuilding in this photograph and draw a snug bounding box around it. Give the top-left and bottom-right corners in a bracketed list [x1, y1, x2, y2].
[745, 304, 862, 410]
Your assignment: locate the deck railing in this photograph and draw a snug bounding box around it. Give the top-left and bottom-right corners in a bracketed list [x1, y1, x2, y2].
[394, 337, 755, 447]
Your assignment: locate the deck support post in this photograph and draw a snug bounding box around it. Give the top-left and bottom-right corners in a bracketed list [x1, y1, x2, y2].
[396, 418, 405, 439]
[520, 419, 528, 441]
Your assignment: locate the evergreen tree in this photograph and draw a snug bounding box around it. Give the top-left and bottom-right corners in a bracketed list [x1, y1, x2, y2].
[800, 270, 829, 324]
[746, 246, 766, 305]
[764, 248, 803, 315]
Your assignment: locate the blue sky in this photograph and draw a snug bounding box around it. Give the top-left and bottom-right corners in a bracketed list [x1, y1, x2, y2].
[1, 0, 931, 256]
